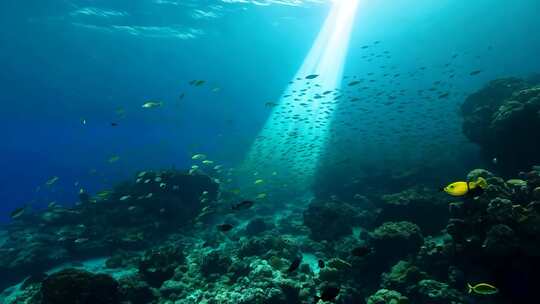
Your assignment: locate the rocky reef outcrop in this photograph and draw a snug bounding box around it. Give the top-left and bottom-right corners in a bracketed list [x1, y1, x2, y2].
[138, 245, 185, 287]
[377, 187, 450, 235]
[0, 170, 218, 291]
[303, 199, 375, 241]
[445, 166, 540, 302]
[370, 221, 424, 267]
[3, 162, 540, 304]
[461, 77, 540, 173]
[41, 268, 120, 304]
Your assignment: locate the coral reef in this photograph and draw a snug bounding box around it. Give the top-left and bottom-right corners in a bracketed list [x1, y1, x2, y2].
[41, 268, 119, 304]
[245, 217, 273, 236]
[138, 245, 185, 287]
[366, 289, 408, 304]
[380, 260, 427, 294]
[118, 275, 156, 304]
[303, 199, 374, 241]
[461, 77, 540, 173]
[370, 221, 423, 267]
[445, 166, 540, 302]
[377, 187, 450, 235]
[2, 163, 540, 304]
[414, 279, 464, 304]
[0, 170, 217, 291]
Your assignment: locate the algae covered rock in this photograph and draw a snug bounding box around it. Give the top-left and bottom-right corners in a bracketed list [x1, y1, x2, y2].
[378, 187, 449, 235]
[303, 199, 370, 241]
[414, 279, 464, 304]
[0, 170, 219, 291]
[246, 217, 273, 236]
[486, 197, 513, 223]
[370, 221, 423, 263]
[41, 268, 119, 304]
[380, 260, 428, 294]
[200, 249, 233, 277]
[483, 224, 517, 256]
[366, 289, 408, 304]
[461, 77, 540, 173]
[138, 245, 184, 287]
[466, 168, 494, 181]
[118, 274, 156, 304]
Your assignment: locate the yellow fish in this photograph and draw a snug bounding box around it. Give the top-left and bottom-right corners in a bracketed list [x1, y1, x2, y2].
[256, 193, 267, 199]
[467, 283, 498, 295]
[444, 177, 487, 197]
[254, 179, 264, 185]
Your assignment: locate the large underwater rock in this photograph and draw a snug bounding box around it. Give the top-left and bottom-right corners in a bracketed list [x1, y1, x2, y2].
[445, 167, 540, 303]
[413, 279, 464, 304]
[303, 199, 373, 241]
[461, 77, 540, 173]
[380, 260, 428, 294]
[41, 268, 120, 304]
[0, 170, 218, 292]
[370, 221, 424, 266]
[118, 274, 156, 304]
[138, 245, 185, 288]
[377, 187, 450, 235]
[200, 249, 233, 278]
[365, 289, 409, 304]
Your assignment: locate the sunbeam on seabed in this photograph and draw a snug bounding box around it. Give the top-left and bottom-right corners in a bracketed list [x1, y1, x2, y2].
[242, 0, 360, 194]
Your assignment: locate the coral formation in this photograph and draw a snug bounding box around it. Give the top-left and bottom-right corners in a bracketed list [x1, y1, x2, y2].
[370, 221, 423, 266]
[461, 77, 540, 173]
[366, 289, 408, 304]
[377, 187, 450, 235]
[41, 268, 119, 304]
[303, 199, 373, 241]
[0, 170, 217, 291]
[138, 245, 185, 287]
[2, 162, 540, 304]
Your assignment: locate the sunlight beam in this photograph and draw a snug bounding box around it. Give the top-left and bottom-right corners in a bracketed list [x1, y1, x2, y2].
[242, 0, 360, 192]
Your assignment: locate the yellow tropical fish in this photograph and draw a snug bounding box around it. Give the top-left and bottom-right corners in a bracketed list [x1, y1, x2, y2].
[467, 283, 498, 295]
[444, 177, 487, 197]
[254, 179, 264, 185]
[256, 193, 267, 199]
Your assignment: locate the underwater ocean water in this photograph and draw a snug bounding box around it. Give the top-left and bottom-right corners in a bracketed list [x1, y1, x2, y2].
[1, 0, 540, 303]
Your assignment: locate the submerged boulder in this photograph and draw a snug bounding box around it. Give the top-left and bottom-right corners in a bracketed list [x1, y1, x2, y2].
[200, 250, 233, 277]
[0, 170, 217, 291]
[414, 279, 464, 304]
[370, 221, 423, 267]
[118, 274, 156, 304]
[41, 268, 119, 304]
[380, 260, 428, 294]
[366, 289, 409, 304]
[377, 187, 450, 235]
[138, 245, 185, 288]
[303, 200, 372, 241]
[461, 77, 540, 173]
